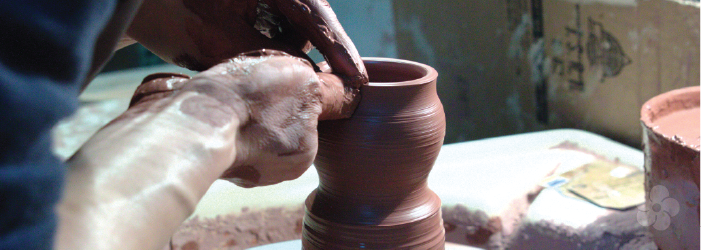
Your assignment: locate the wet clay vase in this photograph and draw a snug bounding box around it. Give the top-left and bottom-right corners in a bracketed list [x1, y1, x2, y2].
[302, 58, 446, 249]
[640, 86, 699, 250]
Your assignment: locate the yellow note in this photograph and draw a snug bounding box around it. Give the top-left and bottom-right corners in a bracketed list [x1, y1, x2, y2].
[563, 160, 645, 210]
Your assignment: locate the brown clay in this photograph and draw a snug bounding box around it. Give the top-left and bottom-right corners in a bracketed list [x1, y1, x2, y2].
[640, 86, 700, 250]
[302, 58, 446, 249]
[168, 205, 305, 250]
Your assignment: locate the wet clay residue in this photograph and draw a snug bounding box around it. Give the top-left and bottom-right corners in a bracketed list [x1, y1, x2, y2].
[302, 58, 446, 249]
[650, 107, 700, 149]
[477, 142, 653, 250]
[641, 86, 700, 250]
[221, 165, 262, 188]
[642, 86, 700, 151]
[130, 73, 190, 107]
[507, 206, 656, 250]
[167, 205, 304, 250]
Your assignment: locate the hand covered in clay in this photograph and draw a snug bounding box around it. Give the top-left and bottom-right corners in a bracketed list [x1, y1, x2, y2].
[131, 50, 357, 187]
[56, 50, 355, 250]
[125, 0, 367, 87]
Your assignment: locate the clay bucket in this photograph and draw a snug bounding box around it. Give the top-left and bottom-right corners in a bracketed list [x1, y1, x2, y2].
[640, 86, 700, 250]
[303, 58, 446, 249]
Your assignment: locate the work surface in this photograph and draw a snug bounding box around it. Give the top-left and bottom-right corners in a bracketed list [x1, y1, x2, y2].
[52, 67, 651, 249]
[52, 98, 650, 248]
[187, 129, 650, 249]
[192, 129, 642, 219]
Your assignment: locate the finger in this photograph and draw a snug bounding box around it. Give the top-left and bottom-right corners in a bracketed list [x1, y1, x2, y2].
[271, 0, 368, 88]
[316, 72, 360, 120]
[181, 20, 313, 71]
[130, 73, 190, 107]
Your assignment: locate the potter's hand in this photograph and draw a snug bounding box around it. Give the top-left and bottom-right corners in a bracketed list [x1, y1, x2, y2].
[177, 50, 358, 187]
[130, 49, 357, 188]
[125, 0, 368, 87]
[56, 50, 356, 250]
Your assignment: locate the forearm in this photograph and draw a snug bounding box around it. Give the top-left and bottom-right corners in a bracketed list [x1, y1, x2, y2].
[55, 88, 239, 250]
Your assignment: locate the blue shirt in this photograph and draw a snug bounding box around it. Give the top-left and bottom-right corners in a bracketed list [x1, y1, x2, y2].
[0, 1, 117, 249]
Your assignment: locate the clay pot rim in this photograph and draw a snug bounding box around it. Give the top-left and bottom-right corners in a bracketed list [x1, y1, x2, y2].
[317, 57, 438, 87]
[640, 86, 700, 151]
[640, 86, 700, 124]
[361, 57, 438, 87]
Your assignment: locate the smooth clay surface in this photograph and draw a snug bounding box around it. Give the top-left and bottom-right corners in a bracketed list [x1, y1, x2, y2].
[640, 86, 700, 250]
[649, 107, 700, 149]
[303, 58, 446, 249]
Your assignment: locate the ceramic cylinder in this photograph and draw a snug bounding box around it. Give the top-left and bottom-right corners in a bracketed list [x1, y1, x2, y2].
[302, 58, 446, 249]
[640, 86, 699, 250]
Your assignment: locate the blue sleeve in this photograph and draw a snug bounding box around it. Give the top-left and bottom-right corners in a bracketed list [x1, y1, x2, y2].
[0, 1, 117, 249]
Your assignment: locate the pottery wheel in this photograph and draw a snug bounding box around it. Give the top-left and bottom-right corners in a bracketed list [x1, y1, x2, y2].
[248, 240, 481, 250]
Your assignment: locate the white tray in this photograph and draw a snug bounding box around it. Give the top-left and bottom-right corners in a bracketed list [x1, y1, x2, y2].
[192, 128, 642, 219]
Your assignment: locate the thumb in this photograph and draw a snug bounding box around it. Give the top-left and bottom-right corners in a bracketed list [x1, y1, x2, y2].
[316, 72, 360, 120]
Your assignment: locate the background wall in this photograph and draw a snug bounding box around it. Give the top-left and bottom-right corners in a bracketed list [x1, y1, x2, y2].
[392, 0, 699, 146]
[102, 0, 700, 147]
[541, 0, 700, 146]
[394, 0, 544, 144]
[307, 0, 397, 62]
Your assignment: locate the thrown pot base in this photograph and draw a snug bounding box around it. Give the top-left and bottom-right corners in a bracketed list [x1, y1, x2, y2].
[302, 58, 446, 249]
[248, 240, 480, 250]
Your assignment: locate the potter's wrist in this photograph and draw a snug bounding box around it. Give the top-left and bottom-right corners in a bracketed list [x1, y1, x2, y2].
[179, 75, 252, 126]
[125, 78, 245, 183]
[130, 72, 246, 176]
